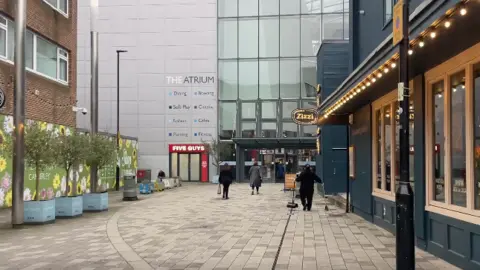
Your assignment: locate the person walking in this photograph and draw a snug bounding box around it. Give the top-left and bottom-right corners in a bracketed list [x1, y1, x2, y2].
[219, 164, 233, 199]
[296, 164, 322, 211]
[249, 161, 262, 195]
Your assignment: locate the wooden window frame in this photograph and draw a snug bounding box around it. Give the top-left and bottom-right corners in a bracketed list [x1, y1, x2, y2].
[425, 42, 480, 225]
[372, 91, 398, 201]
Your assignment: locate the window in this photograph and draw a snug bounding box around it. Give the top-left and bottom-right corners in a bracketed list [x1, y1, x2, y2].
[259, 17, 279, 58]
[259, 59, 279, 99]
[239, 0, 258, 16]
[239, 60, 258, 100]
[0, 16, 69, 84]
[373, 90, 414, 199]
[283, 122, 298, 137]
[282, 102, 298, 119]
[301, 58, 317, 97]
[280, 58, 300, 99]
[425, 45, 480, 223]
[241, 122, 256, 138]
[242, 103, 256, 119]
[280, 0, 300, 15]
[218, 19, 237, 59]
[219, 102, 237, 139]
[43, 0, 68, 17]
[0, 17, 6, 58]
[384, 0, 394, 23]
[261, 122, 277, 138]
[219, 60, 238, 100]
[260, 0, 279, 15]
[239, 18, 258, 58]
[280, 16, 300, 57]
[262, 101, 277, 119]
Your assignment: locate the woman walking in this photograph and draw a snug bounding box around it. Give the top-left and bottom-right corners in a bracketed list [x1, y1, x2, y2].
[249, 161, 262, 195]
[219, 164, 233, 199]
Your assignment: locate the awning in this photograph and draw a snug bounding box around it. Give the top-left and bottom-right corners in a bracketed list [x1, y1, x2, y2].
[318, 0, 470, 117]
[232, 137, 316, 149]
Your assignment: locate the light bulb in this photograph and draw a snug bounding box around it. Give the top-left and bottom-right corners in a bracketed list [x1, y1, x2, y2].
[430, 32, 437, 39]
[460, 8, 467, 16]
[366, 82, 371, 86]
[444, 21, 451, 28]
[362, 86, 366, 90]
[372, 78, 377, 83]
[384, 68, 389, 73]
[419, 41, 425, 48]
[377, 73, 382, 78]
[391, 62, 397, 68]
[356, 89, 361, 93]
[408, 49, 413, 55]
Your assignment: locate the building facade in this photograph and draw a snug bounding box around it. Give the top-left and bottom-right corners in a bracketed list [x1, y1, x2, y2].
[318, 0, 480, 269]
[0, 0, 76, 126]
[218, 0, 350, 181]
[76, 0, 217, 180]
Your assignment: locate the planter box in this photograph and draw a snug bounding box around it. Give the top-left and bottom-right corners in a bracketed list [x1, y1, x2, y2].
[56, 196, 83, 218]
[83, 193, 108, 212]
[24, 200, 56, 224]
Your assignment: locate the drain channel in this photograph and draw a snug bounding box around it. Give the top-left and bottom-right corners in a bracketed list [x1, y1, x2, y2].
[271, 208, 293, 270]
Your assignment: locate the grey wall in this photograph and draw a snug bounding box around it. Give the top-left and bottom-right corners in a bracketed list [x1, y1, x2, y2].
[76, 0, 217, 177]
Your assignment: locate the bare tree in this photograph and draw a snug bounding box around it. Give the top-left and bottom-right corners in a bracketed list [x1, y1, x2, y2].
[202, 138, 233, 173]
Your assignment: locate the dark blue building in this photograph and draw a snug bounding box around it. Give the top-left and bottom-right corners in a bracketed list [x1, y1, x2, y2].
[317, 0, 480, 269]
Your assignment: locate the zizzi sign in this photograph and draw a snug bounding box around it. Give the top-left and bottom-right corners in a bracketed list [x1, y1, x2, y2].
[291, 108, 317, 125]
[169, 144, 206, 153]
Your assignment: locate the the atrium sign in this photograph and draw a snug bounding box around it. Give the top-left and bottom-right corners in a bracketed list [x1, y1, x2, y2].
[166, 76, 215, 84]
[291, 108, 317, 125]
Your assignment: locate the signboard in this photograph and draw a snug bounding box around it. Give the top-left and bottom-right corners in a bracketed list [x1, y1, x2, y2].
[349, 146, 355, 178]
[169, 144, 206, 153]
[291, 108, 317, 125]
[285, 174, 296, 190]
[392, 0, 404, 46]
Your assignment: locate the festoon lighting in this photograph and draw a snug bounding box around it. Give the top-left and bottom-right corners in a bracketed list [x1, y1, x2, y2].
[323, 0, 470, 119]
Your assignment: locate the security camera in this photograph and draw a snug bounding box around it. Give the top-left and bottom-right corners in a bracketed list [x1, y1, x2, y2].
[81, 108, 88, 115]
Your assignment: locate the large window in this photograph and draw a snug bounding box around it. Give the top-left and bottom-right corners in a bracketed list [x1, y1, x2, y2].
[43, 0, 68, 17]
[384, 0, 394, 24]
[219, 102, 237, 140]
[425, 44, 480, 223]
[0, 16, 68, 84]
[373, 90, 414, 199]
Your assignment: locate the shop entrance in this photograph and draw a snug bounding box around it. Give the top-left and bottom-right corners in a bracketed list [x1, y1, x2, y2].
[169, 144, 209, 182]
[177, 153, 201, 182]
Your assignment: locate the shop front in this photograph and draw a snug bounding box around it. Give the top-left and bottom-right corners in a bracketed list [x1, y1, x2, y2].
[169, 144, 209, 182]
[317, 1, 480, 269]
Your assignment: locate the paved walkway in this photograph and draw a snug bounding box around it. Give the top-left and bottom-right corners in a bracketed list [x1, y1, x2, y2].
[0, 183, 458, 270]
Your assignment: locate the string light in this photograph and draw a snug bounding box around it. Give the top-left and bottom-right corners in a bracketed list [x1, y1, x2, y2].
[322, 1, 469, 118]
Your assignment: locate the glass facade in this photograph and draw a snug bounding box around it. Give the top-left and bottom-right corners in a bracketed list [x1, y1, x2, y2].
[218, 0, 349, 140]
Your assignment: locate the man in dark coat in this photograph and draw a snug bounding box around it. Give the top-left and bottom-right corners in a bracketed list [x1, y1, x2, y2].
[219, 164, 233, 199]
[296, 165, 322, 211]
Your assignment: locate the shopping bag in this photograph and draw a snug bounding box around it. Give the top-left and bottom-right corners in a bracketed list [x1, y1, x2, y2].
[317, 183, 325, 198]
[217, 184, 222, 195]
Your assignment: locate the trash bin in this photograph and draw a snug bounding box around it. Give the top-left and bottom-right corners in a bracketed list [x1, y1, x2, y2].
[123, 174, 138, 201]
[139, 179, 152, 194]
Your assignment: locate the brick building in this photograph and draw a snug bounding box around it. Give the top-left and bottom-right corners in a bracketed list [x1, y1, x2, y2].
[0, 0, 76, 126]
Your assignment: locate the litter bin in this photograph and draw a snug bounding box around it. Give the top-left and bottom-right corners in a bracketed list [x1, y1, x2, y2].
[139, 179, 152, 194]
[123, 174, 138, 201]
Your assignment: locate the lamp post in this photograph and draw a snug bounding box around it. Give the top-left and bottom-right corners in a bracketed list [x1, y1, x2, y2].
[396, 0, 415, 269]
[90, 0, 99, 192]
[12, 0, 27, 228]
[116, 50, 127, 191]
[116, 50, 127, 148]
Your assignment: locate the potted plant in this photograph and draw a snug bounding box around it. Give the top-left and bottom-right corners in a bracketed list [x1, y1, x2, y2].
[54, 131, 87, 218]
[83, 134, 117, 212]
[22, 122, 56, 224]
[202, 138, 233, 184]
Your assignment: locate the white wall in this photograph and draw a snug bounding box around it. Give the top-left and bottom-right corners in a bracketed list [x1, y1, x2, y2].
[77, 0, 217, 176]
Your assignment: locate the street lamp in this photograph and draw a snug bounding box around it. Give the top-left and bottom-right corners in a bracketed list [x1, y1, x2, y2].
[116, 50, 127, 148]
[116, 50, 127, 192]
[90, 0, 99, 192]
[12, 0, 27, 228]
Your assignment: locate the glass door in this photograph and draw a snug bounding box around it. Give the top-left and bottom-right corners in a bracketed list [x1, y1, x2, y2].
[179, 154, 189, 181]
[190, 154, 200, 181]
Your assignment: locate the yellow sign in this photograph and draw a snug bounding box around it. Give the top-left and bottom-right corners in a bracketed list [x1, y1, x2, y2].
[291, 108, 317, 125]
[392, 0, 404, 46]
[285, 174, 296, 190]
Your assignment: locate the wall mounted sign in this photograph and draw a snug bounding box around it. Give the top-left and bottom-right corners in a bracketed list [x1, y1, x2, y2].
[0, 89, 5, 109]
[169, 144, 206, 153]
[291, 108, 317, 125]
[392, 0, 404, 46]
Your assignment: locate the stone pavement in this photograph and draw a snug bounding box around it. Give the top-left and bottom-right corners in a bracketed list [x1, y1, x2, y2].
[0, 183, 459, 270]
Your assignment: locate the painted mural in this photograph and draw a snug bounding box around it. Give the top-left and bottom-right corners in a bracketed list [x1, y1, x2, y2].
[0, 115, 138, 209]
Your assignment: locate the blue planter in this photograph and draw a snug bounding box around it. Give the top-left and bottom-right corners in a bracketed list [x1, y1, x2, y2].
[56, 196, 83, 218]
[83, 192, 108, 212]
[24, 200, 56, 224]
